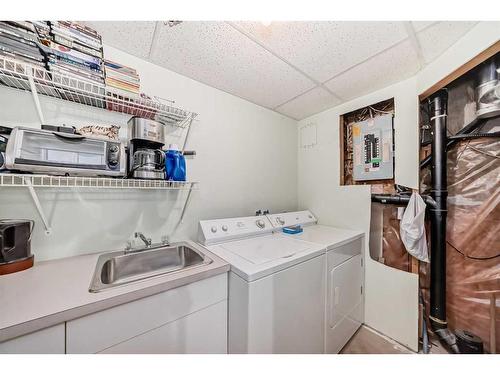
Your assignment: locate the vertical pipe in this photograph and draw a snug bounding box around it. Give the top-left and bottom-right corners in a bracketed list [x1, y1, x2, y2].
[428, 89, 448, 327]
[427, 90, 460, 353]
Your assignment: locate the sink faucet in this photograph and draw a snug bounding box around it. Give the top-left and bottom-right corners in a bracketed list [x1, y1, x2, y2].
[135, 232, 152, 248]
[124, 232, 167, 254]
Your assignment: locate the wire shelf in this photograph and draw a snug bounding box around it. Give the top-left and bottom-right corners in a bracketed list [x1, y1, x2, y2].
[0, 56, 197, 128]
[0, 173, 198, 190]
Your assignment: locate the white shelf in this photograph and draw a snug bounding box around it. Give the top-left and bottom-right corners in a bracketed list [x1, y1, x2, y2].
[0, 56, 197, 128]
[0, 173, 198, 190]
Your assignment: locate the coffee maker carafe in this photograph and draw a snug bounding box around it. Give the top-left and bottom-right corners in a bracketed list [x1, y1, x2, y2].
[127, 117, 166, 180]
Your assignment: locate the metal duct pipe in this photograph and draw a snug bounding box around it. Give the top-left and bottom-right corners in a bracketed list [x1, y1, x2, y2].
[476, 55, 500, 119]
[427, 89, 460, 353]
[420, 54, 500, 170]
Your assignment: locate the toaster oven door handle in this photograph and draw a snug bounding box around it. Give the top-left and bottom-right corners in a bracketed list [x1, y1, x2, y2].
[52, 132, 86, 141]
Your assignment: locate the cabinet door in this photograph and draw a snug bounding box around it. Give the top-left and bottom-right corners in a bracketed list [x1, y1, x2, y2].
[100, 300, 227, 354]
[0, 324, 65, 354]
[66, 273, 227, 353]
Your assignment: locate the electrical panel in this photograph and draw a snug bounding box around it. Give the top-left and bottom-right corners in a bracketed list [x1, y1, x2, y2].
[352, 113, 394, 181]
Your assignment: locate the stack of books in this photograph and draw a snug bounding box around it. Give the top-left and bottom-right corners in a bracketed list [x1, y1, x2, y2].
[0, 21, 48, 68]
[40, 21, 105, 87]
[104, 60, 140, 97]
[0, 21, 147, 115]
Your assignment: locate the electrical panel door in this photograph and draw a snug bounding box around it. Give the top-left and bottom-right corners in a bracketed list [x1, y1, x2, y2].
[352, 114, 394, 181]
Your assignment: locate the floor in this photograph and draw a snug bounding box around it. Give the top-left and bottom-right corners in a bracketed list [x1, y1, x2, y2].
[340, 326, 414, 354]
[340, 325, 450, 354]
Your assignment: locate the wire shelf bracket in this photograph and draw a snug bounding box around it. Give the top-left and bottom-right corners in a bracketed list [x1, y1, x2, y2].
[27, 74, 45, 125]
[25, 178, 52, 234]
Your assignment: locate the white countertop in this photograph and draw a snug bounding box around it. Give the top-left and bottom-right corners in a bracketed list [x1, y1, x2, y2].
[0, 241, 229, 342]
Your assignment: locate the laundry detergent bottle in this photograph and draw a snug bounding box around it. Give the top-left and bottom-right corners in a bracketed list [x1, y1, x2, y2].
[165, 143, 186, 181]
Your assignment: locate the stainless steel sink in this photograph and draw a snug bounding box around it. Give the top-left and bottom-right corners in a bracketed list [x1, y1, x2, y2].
[89, 242, 212, 292]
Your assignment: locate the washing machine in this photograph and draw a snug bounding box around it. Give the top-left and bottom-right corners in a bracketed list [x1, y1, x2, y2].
[267, 210, 365, 353]
[198, 214, 326, 354]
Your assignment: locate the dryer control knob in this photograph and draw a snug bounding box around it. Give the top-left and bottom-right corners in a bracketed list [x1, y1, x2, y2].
[276, 217, 285, 225]
[222, 225, 228, 232]
[256, 219, 266, 229]
[211, 226, 217, 233]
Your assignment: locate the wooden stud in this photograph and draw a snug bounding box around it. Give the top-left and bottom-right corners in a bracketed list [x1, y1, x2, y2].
[490, 293, 497, 354]
[339, 114, 345, 186]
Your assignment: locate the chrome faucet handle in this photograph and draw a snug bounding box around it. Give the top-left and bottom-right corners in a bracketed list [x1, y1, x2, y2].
[135, 232, 152, 247]
[161, 235, 170, 245]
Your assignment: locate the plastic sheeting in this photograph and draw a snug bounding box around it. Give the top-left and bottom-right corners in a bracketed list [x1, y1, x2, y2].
[380, 205, 411, 272]
[420, 138, 500, 353]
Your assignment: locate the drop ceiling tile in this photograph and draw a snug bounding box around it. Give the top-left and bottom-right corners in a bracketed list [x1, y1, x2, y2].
[324, 40, 420, 102]
[83, 21, 156, 59]
[149, 21, 315, 109]
[410, 21, 437, 32]
[275, 87, 342, 120]
[234, 21, 408, 83]
[417, 21, 477, 63]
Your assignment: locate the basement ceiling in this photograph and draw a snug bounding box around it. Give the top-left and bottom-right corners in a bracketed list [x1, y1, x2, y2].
[84, 21, 478, 120]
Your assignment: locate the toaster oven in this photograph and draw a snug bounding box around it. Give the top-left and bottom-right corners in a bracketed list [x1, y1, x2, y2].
[5, 127, 126, 177]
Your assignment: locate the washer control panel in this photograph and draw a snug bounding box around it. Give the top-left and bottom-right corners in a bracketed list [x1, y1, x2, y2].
[267, 210, 317, 229]
[198, 215, 273, 245]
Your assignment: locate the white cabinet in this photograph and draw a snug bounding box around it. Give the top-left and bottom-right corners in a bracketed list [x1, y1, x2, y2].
[66, 273, 228, 354]
[0, 324, 65, 354]
[101, 300, 227, 354]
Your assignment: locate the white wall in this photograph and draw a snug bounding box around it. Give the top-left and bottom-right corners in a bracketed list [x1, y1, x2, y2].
[0, 45, 298, 261]
[297, 21, 499, 352]
[297, 77, 420, 351]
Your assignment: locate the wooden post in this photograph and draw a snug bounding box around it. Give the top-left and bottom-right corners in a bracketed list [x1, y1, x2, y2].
[490, 293, 497, 354]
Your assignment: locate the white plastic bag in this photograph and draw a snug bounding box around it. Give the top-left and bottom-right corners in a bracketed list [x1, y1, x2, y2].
[400, 192, 429, 262]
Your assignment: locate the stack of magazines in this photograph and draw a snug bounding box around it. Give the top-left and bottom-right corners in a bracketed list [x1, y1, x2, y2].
[104, 60, 140, 98]
[0, 21, 48, 68]
[40, 21, 105, 88]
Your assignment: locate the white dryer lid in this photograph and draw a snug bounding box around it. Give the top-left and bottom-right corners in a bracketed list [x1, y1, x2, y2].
[288, 225, 364, 250]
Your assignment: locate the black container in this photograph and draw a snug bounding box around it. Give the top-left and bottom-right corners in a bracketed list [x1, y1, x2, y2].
[0, 220, 33, 263]
[455, 330, 484, 354]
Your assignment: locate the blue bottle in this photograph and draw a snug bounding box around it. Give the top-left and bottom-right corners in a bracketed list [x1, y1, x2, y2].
[165, 144, 186, 181]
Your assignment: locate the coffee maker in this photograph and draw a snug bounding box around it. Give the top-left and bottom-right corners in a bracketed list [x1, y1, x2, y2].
[127, 117, 166, 179]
